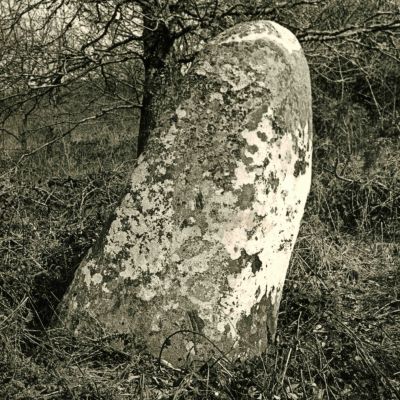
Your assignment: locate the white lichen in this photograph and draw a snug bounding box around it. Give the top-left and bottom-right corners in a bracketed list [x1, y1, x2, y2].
[91, 273, 103, 285]
[220, 21, 301, 54]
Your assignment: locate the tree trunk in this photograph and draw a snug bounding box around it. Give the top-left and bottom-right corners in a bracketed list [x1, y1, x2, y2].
[137, 65, 157, 156]
[137, 8, 175, 156]
[19, 114, 28, 152]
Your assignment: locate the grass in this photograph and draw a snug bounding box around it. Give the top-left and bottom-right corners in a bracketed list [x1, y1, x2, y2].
[0, 119, 399, 399]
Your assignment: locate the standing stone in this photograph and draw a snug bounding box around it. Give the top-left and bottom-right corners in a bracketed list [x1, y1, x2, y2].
[59, 20, 312, 366]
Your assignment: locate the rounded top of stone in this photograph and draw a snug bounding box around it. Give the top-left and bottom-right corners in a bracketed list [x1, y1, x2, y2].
[215, 20, 301, 54]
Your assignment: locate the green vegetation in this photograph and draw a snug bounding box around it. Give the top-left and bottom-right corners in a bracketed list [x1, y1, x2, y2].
[1, 1, 400, 399]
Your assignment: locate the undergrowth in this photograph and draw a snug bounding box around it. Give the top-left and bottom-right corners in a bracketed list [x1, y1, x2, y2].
[1, 129, 399, 399]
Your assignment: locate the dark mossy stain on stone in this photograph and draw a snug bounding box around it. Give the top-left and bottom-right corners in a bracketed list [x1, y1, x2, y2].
[100, 261, 124, 284]
[180, 218, 192, 229]
[250, 253, 262, 274]
[286, 208, 294, 219]
[236, 293, 269, 350]
[230, 249, 262, 275]
[236, 184, 255, 210]
[271, 116, 285, 137]
[245, 104, 270, 131]
[267, 171, 280, 193]
[227, 251, 244, 275]
[103, 243, 133, 269]
[145, 206, 160, 217]
[155, 168, 174, 183]
[247, 144, 258, 154]
[138, 270, 153, 286]
[207, 123, 217, 136]
[171, 112, 179, 123]
[195, 191, 204, 210]
[227, 133, 244, 154]
[278, 238, 292, 252]
[122, 273, 144, 288]
[179, 238, 212, 259]
[293, 148, 308, 177]
[188, 310, 205, 334]
[242, 155, 254, 166]
[257, 131, 268, 142]
[120, 215, 131, 232]
[246, 225, 258, 240]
